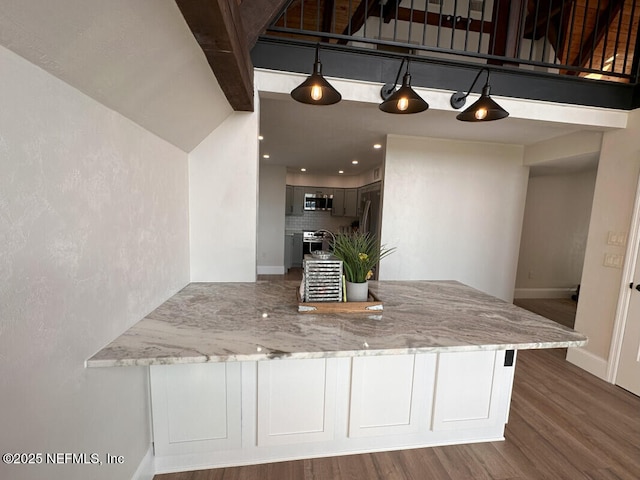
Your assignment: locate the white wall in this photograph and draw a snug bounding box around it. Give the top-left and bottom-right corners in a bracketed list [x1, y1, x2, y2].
[380, 135, 528, 301]
[515, 170, 597, 296]
[285, 167, 383, 188]
[258, 165, 287, 274]
[0, 0, 233, 152]
[0, 45, 190, 480]
[189, 104, 260, 282]
[568, 110, 640, 378]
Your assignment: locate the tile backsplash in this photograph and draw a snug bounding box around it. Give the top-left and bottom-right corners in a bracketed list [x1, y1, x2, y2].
[285, 210, 359, 233]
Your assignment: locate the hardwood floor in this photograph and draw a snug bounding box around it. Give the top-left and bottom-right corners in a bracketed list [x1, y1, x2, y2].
[257, 268, 303, 282]
[153, 348, 640, 480]
[513, 298, 577, 329]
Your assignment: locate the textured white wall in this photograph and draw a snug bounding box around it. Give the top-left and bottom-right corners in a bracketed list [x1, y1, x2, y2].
[515, 170, 597, 292]
[0, 45, 190, 480]
[189, 108, 260, 282]
[569, 110, 640, 373]
[258, 165, 287, 273]
[0, 0, 232, 152]
[380, 135, 528, 301]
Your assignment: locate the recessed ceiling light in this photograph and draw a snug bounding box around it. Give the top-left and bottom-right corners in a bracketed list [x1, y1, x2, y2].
[300, 168, 306, 172]
[352, 160, 359, 165]
[263, 154, 270, 159]
[373, 143, 382, 149]
[338, 170, 344, 174]
[258, 135, 264, 141]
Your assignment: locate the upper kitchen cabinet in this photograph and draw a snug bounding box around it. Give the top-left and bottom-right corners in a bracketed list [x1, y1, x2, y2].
[332, 188, 358, 217]
[307, 188, 334, 198]
[286, 186, 304, 216]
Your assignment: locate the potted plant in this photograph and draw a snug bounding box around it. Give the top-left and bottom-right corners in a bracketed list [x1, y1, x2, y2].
[331, 232, 396, 301]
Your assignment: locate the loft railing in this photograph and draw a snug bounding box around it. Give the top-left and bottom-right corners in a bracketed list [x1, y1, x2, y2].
[266, 0, 640, 83]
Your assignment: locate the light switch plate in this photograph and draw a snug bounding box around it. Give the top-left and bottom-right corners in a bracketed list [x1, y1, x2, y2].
[603, 253, 624, 268]
[607, 231, 627, 246]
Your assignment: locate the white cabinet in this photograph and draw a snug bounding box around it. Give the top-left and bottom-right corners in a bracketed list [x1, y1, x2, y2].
[348, 354, 435, 438]
[150, 350, 516, 472]
[150, 363, 242, 456]
[432, 350, 515, 431]
[257, 358, 338, 446]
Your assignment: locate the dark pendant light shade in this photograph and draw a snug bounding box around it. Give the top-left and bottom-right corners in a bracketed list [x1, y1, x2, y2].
[379, 72, 429, 114]
[290, 45, 341, 106]
[450, 69, 509, 122]
[379, 58, 428, 114]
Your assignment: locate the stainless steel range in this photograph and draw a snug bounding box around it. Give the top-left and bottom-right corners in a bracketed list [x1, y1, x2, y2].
[302, 230, 325, 255]
[303, 230, 337, 255]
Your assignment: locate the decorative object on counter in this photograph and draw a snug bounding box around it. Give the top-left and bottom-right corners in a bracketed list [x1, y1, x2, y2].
[332, 232, 396, 302]
[450, 68, 509, 122]
[297, 288, 383, 313]
[303, 255, 343, 302]
[290, 44, 341, 106]
[311, 250, 332, 259]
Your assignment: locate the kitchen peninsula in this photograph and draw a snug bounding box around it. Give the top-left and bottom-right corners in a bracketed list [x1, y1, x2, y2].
[88, 281, 587, 474]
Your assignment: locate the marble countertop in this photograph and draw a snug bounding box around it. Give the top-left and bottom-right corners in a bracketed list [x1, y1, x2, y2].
[87, 280, 587, 367]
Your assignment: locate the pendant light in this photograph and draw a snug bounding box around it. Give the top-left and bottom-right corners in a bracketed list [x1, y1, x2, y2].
[450, 69, 509, 122]
[290, 44, 341, 106]
[379, 58, 429, 114]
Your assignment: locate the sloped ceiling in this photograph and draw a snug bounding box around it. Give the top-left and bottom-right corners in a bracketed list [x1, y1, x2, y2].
[0, 0, 232, 152]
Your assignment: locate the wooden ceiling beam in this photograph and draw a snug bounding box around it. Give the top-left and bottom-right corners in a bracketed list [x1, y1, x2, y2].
[569, 0, 625, 69]
[240, 0, 291, 48]
[175, 0, 254, 111]
[321, 0, 335, 42]
[175, 0, 290, 112]
[338, 0, 381, 44]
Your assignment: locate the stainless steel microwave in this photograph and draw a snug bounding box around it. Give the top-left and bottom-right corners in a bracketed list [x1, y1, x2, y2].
[304, 193, 333, 211]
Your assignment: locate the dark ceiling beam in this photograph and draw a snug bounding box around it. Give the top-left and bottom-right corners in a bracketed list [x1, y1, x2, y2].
[321, 0, 335, 42]
[569, 0, 625, 69]
[488, 0, 526, 65]
[522, 1, 575, 64]
[175, 0, 254, 111]
[240, 0, 291, 48]
[337, 0, 381, 44]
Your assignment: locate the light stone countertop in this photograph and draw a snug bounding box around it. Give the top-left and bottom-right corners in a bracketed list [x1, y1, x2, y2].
[86, 280, 588, 367]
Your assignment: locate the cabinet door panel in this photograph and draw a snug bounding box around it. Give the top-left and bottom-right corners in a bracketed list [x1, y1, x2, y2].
[257, 358, 337, 446]
[349, 354, 435, 438]
[432, 350, 507, 431]
[150, 363, 241, 455]
[344, 189, 358, 217]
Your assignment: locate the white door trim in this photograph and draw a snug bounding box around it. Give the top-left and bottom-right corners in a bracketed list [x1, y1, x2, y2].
[607, 170, 640, 383]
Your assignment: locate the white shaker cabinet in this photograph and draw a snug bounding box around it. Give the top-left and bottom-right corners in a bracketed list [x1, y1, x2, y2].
[150, 350, 516, 473]
[348, 354, 435, 438]
[257, 358, 338, 446]
[150, 362, 242, 457]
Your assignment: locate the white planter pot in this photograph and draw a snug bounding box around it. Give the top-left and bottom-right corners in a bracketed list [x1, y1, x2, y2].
[346, 281, 369, 302]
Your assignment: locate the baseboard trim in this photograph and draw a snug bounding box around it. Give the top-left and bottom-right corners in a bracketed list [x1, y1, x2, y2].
[513, 288, 575, 299]
[131, 445, 154, 480]
[257, 266, 285, 275]
[566, 347, 608, 381]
